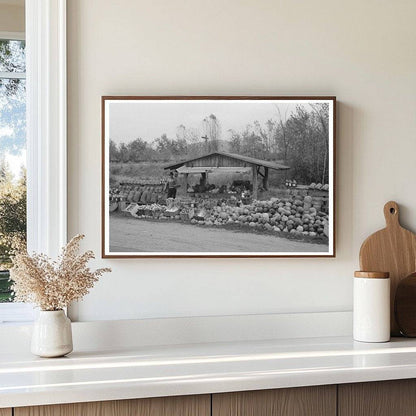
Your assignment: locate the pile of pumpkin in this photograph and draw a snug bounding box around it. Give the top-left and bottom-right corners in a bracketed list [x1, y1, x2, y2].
[188, 196, 328, 237]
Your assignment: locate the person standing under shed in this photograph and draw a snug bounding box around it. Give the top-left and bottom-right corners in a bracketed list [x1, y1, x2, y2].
[166, 171, 180, 199]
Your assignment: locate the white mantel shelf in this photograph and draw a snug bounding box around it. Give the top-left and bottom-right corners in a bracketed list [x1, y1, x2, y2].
[2, 336, 416, 408]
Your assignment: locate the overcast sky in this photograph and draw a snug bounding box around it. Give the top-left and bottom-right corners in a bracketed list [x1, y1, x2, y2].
[108, 100, 307, 145]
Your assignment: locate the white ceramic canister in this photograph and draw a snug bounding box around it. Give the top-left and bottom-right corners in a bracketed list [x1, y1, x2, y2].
[353, 271, 390, 343]
[31, 310, 73, 357]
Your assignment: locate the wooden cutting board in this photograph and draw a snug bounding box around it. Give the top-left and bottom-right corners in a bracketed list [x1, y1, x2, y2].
[395, 273, 416, 337]
[359, 201, 416, 335]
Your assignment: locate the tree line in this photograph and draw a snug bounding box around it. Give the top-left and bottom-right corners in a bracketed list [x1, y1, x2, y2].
[110, 103, 330, 184]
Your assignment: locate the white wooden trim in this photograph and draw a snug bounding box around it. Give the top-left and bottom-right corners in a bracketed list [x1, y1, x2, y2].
[0, 71, 25, 79]
[0, 31, 25, 40]
[26, 0, 67, 257]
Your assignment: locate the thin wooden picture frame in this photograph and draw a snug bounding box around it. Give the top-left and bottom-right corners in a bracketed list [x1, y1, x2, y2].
[102, 96, 336, 258]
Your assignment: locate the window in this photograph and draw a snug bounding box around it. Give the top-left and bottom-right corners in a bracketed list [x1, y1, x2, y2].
[0, 1, 67, 324]
[0, 34, 26, 307]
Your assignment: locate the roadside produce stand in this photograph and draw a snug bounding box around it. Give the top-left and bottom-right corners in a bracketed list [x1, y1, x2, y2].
[164, 151, 290, 200]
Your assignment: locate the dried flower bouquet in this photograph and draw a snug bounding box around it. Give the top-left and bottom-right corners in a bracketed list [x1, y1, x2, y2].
[10, 234, 111, 311]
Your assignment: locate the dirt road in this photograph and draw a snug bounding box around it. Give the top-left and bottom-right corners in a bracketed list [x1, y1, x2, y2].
[109, 216, 328, 253]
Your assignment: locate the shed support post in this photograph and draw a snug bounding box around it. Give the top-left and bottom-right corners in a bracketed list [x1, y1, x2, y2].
[252, 166, 258, 200]
[184, 173, 189, 192]
[263, 167, 269, 190]
[201, 172, 207, 187]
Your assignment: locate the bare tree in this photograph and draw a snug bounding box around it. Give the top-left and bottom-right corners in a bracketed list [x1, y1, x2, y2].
[310, 103, 329, 183]
[275, 105, 290, 163]
[202, 114, 221, 152]
[176, 124, 186, 142]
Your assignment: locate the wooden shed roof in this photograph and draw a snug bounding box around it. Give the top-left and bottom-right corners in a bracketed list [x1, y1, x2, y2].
[177, 166, 253, 174]
[164, 151, 290, 171]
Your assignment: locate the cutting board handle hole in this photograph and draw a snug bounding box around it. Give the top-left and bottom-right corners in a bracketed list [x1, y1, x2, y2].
[384, 201, 400, 226]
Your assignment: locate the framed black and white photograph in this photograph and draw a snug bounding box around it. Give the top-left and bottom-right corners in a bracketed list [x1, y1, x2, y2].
[102, 96, 335, 258]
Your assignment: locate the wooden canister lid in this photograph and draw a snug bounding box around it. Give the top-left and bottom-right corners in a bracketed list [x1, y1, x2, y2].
[354, 271, 390, 279]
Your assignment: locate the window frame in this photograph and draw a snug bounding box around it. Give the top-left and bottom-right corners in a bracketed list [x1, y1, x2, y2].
[0, 0, 67, 323]
[0, 31, 24, 41]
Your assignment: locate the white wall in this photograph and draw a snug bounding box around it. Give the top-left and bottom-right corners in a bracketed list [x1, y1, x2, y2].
[67, 0, 416, 322]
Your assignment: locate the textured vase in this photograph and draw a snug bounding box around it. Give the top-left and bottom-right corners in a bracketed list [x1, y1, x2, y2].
[31, 310, 73, 357]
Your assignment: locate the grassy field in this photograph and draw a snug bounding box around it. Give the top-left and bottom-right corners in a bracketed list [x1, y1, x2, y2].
[110, 162, 166, 185]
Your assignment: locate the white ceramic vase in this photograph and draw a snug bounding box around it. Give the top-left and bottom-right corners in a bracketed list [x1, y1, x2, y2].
[31, 310, 73, 358]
